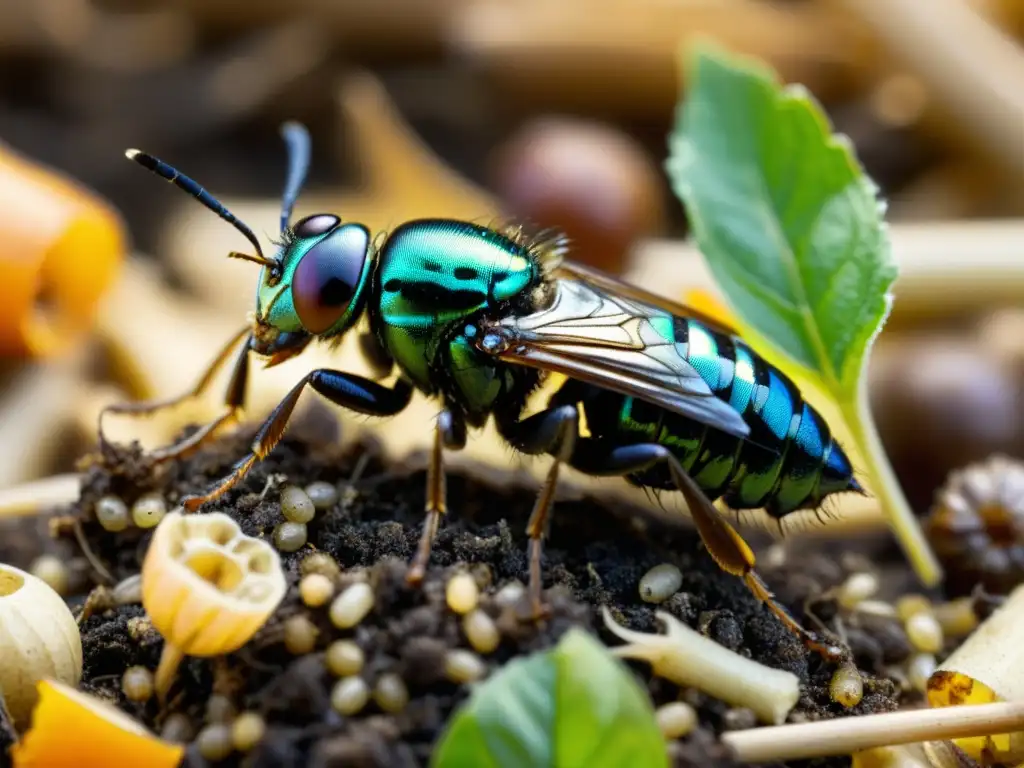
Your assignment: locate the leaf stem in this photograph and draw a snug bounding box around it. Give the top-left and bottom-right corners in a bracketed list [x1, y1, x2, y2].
[839, 378, 942, 587]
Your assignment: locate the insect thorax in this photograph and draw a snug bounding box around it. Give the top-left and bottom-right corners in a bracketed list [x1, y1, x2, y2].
[371, 219, 544, 419]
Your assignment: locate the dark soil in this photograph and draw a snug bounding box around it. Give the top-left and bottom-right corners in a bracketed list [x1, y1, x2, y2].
[0, 418, 920, 768]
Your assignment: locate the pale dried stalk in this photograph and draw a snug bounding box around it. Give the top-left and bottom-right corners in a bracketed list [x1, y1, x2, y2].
[601, 607, 800, 725]
[722, 700, 1024, 763]
[450, 0, 873, 116]
[834, 0, 1024, 179]
[0, 474, 80, 519]
[0, 350, 87, 487]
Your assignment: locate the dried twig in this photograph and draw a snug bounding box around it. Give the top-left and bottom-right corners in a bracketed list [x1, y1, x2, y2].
[450, 0, 874, 117]
[722, 700, 1024, 762]
[834, 0, 1024, 180]
[0, 474, 81, 519]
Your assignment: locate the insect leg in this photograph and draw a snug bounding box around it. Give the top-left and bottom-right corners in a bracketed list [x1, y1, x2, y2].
[181, 371, 413, 512]
[568, 440, 844, 661]
[406, 409, 466, 586]
[98, 326, 251, 462]
[497, 405, 579, 617]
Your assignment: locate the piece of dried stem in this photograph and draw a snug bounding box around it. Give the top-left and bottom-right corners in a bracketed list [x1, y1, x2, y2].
[601, 607, 800, 725]
[926, 582, 1024, 762]
[722, 700, 1024, 763]
[0, 474, 81, 519]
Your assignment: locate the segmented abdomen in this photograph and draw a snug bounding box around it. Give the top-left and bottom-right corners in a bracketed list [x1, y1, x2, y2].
[580, 316, 857, 517]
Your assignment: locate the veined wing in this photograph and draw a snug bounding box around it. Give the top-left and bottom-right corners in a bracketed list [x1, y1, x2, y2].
[552, 260, 739, 337]
[476, 278, 751, 438]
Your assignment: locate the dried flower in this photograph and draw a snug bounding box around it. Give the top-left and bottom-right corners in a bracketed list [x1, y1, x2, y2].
[141, 511, 286, 699]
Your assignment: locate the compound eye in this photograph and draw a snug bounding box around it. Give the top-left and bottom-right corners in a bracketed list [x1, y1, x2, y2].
[292, 223, 369, 333]
[293, 213, 341, 239]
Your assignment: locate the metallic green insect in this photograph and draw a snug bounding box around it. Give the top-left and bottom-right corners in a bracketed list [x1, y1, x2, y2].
[104, 122, 862, 658]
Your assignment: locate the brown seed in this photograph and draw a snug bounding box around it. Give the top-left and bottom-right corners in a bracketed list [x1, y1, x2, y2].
[283, 614, 319, 655]
[299, 573, 335, 608]
[830, 666, 864, 708]
[121, 665, 154, 702]
[462, 609, 501, 654]
[870, 337, 1020, 515]
[446, 572, 479, 614]
[924, 454, 1024, 597]
[444, 649, 488, 684]
[231, 712, 266, 752]
[656, 701, 698, 739]
[325, 640, 364, 677]
[489, 116, 666, 274]
[331, 676, 369, 715]
[196, 723, 234, 762]
[373, 673, 409, 713]
[329, 582, 374, 629]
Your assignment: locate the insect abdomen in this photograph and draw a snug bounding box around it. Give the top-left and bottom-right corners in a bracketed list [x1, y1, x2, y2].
[581, 316, 858, 517]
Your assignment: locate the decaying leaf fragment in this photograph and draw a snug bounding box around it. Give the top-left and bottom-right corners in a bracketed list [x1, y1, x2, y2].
[927, 582, 1024, 762]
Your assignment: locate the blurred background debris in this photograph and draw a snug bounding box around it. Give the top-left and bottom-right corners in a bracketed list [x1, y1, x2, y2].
[0, 0, 1021, 538]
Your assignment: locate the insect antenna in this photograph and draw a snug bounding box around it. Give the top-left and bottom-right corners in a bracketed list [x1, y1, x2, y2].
[124, 148, 276, 269]
[278, 121, 311, 233]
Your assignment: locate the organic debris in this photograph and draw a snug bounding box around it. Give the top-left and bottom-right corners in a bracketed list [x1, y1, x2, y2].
[4, 422, 905, 767]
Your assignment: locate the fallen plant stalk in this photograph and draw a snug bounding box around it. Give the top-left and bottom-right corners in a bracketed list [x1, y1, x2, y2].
[0, 474, 81, 519]
[601, 607, 800, 725]
[722, 700, 1024, 762]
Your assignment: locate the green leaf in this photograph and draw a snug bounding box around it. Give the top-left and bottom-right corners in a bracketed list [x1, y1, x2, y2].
[664, 42, 942, 588]
[431, 628, 668, 768]
[665, 42, 896, 396]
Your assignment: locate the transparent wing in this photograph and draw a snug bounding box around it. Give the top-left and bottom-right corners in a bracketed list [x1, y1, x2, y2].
[477, 278, 751, 438]
[552, 260, 739, 337]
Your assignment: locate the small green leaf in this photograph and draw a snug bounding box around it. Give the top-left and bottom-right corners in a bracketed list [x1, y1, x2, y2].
[666, 42, 896, 396]
[431, 628, 668, 768]
[553, 629, 668, 768]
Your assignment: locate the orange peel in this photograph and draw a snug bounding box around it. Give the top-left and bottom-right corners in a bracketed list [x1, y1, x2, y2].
[10, 679, 183, 768]
[142, 510, 286, 698]
[0, 140, 126, 358]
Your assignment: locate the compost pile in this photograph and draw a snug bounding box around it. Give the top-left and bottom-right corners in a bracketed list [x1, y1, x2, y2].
[0, 414, 913, 768]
